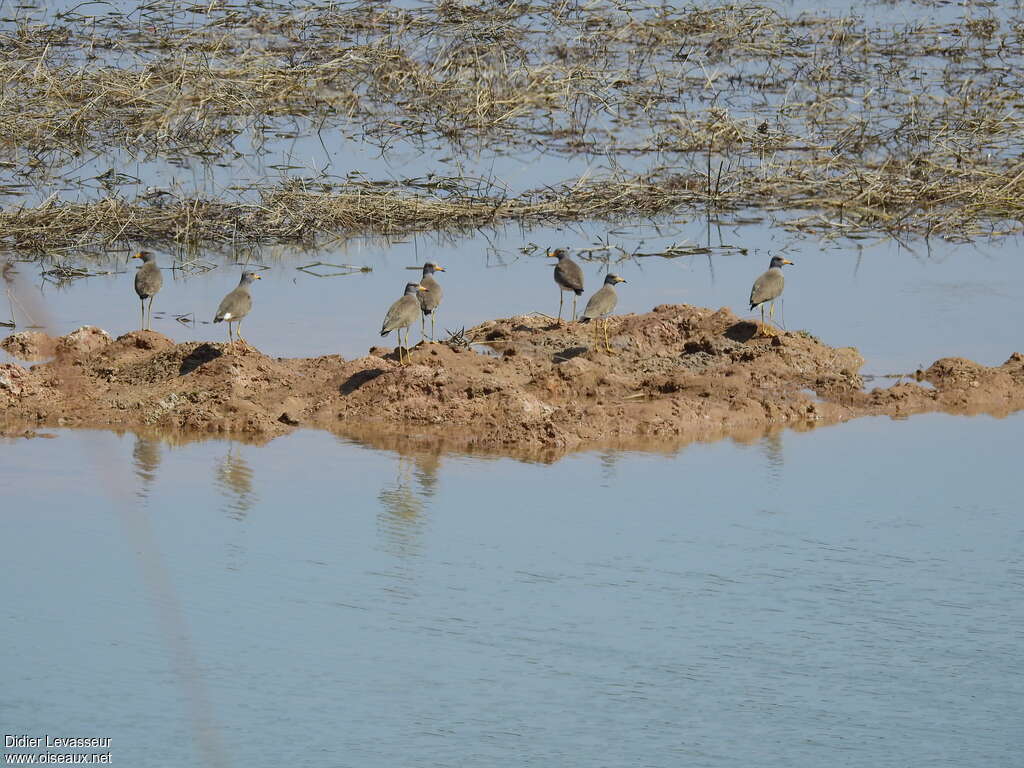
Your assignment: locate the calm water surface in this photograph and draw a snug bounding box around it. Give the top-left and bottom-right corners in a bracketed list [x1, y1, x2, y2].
[2, 1, 1022, 765]
[3, 0, 1023, 375]
[2, 414, 1021, 767]
[5, 221, 1023, 376]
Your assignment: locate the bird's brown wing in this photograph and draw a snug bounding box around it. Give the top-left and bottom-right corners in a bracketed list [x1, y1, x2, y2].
[134, 262, 163, 299]
[419, 275, 442, 313]
[382, 295, 418, 334]
[215, 287, 251, 322]
[582, 285, 616, 319]
[555, 258, 584, 294]
[749, 270, 783, 308]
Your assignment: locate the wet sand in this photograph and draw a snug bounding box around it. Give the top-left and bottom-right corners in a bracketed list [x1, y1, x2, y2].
[2, 304, 1022, 453]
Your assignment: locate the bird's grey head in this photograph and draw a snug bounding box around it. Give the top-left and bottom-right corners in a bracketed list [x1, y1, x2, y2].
[547, 248, 569, 260]
[769, 256, 794, 269]
[132, 250, 156, 263]
[604, 273, 627, 285]
[422, 262, 445, 275]
[404, 282, 427, 295]
[240, 271, 262, 284]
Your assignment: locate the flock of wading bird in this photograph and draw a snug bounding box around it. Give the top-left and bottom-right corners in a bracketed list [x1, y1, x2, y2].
[131, 249, 794, 364]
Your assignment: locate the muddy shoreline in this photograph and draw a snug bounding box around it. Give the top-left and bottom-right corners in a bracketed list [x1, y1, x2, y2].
[2, 304, 1022, 454]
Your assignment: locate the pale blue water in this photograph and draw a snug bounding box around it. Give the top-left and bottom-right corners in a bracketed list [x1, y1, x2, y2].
[2, 1, 1022, 765]
[2, 414, 1021, 767]
[5, 220, 1022, 375]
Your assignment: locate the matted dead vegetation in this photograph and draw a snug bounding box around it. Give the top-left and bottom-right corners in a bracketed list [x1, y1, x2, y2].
[3, 1, 1024, 247]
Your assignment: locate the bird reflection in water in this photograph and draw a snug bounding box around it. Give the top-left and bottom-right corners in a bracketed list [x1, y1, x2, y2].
[215, 444, 257, 521]
[376, 448, 440, 560]
[132, 434, 162, 503]
[215, 444, 258, 572]
[598, 449, 621, 487]
[759, 430, 785, 487]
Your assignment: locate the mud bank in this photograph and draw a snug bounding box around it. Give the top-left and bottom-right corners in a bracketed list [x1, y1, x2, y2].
[2, 305, 1022, 453]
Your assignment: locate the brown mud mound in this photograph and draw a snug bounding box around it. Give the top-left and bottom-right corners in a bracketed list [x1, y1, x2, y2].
[2, 306, 1023, 452]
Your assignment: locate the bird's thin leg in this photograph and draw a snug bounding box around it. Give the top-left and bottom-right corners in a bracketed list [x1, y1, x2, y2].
[227, 322, 233, 344]
[431, 313, 436, 343]
[765, 302, 779, 336]
[420, 313, 425, 342]
[558, 291, 564, 324]
[5, 286, 15, 326]
[604, 318, 612, 353]
[148, 296, 154, 330]
[140, 300, 145, 331]
[237, 319, 245, 343]
[572, 295, 578, 323]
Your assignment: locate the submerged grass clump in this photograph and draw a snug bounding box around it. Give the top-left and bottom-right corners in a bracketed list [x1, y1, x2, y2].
[2, 0, 1024, 249]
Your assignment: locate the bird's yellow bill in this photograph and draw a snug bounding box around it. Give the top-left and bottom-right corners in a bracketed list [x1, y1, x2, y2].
[782, 259, 794, 265]
[253, 274, 263, 279]
[131, 252, 144, 260]
[417, 285, 428, 291]
[435, 265, 446, 271]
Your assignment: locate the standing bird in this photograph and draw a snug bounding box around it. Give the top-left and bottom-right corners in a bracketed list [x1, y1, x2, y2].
[214, 270, 262, 344]
[132, 251, 163, 331]
[381, 282, 428, 365]
[749, 256, 794, 336]
[549, 248, 584, 323]
[581, 273, 627, 353]
[418, 262, 445, 342]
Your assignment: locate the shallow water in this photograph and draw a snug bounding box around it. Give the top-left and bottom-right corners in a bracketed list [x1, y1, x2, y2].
[3, 1, 1022, 765]
[2, 0, 1022, 376]
[2, 413, 1021, 767]
[3, 0, 1020, 208]
[4, 220, 1022, 375]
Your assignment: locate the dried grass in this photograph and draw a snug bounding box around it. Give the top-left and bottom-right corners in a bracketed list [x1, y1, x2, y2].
[2, 0, 1024, 247]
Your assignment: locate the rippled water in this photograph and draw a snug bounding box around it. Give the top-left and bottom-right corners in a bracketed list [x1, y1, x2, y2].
[3, 415, 1021, 767]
